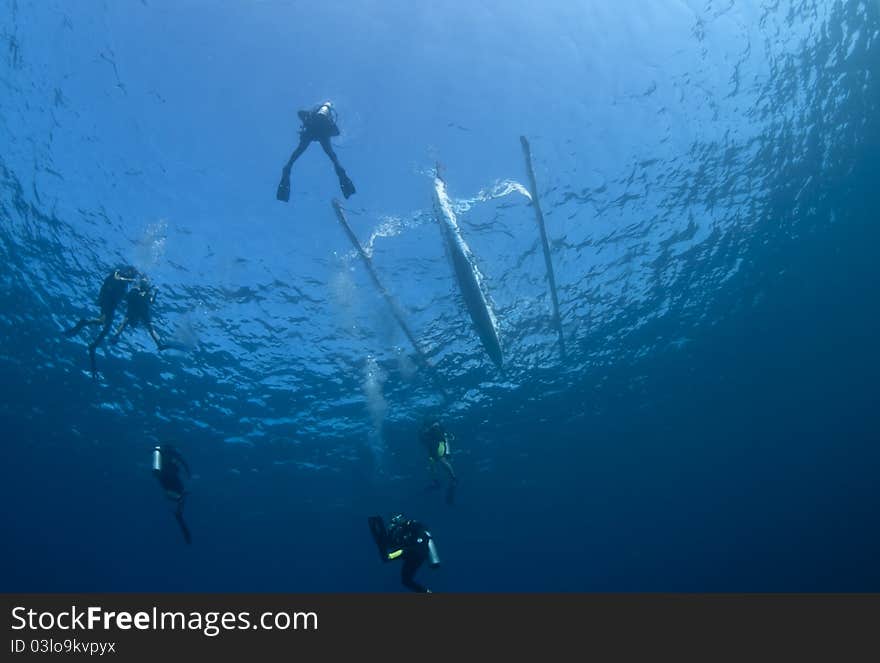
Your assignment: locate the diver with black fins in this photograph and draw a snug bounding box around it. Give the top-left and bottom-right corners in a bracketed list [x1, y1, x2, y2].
[152, 444, 192, 545]
[420, 418, 458, 505]
[276, 100, 356, 202]
[368, 513, 441, 593]
[110, 277, 174, 352]
[63, 265, 140, 379]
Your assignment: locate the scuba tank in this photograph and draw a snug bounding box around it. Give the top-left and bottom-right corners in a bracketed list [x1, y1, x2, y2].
[423, 530, 441, 568]
[152, 446, 162, 472]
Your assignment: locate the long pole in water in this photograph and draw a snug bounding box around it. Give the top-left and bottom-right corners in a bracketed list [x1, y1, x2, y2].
[332, 199, 445, 393]
[520, 136, 566, 359]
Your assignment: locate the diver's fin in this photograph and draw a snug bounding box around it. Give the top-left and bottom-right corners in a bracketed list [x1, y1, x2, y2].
[445, 483, 456, 506]
[175, 512, 192, 545]
[276, 169, 291, 202]
[339, 173, 355, 199]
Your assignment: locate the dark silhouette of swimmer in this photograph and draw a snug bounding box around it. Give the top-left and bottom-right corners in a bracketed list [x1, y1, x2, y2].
[152, 444, 192, 544]
[276, 100, 356, 202]
[63, 265, 140, 378]
[420, 419, 458, 506]
[368, 513, 441, 593]
[110, 278, 171, 351]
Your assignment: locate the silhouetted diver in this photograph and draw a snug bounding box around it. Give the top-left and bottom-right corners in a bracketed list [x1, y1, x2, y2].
[63, 265, 140, 379]
[276, 101, 355, 202]
[368, 513, 441, 593]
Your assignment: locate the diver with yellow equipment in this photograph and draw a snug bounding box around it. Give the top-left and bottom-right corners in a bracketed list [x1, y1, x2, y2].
[368, 513, 440, 593]
[420, 418, 458, 505]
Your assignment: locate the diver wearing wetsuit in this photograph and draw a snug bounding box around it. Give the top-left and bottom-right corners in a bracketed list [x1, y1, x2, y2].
[420, 419, 458, 505]
[276, 100, 356, 202]
[110, 278, 170, 351]
[152, 444, 192, 544]
[63, 265, 140, 378]
[368, 513, 440, 593]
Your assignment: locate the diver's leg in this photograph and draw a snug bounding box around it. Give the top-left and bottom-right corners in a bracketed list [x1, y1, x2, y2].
[401, 557, 428, 593]
[109, 317, 128, 345]
[424, 460, 442, 491]
[319, 138, 355, 198]
[439, 457, 457, 483]
[277, 137, 311, 202]
[440, 457, 457, 505]
[317, 137, 342, 170]
[64, 314, 104, 337]
[87, 318, 113, 378]
[174, 496, 191, 544]
[284, 136, 311, 170]
[90, 318, 113, 348]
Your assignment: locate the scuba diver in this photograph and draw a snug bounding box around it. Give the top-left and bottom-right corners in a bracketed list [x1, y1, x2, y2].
[420, 419, 458, 505]
[152, 444, 192, 545]
[276, 100, 356, 202]
[109, 277, 172, 351]
[63, 265, 140, 379]
[368, 513, 440, 593]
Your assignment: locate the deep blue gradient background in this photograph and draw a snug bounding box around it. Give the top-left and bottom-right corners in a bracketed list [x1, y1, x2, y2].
[1, 0, 878, 591]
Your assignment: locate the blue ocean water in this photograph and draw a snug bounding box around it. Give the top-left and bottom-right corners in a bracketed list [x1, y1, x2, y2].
[1, 0, 878, 592]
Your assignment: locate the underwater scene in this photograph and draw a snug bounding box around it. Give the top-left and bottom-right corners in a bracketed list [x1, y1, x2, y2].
[1, 0, 878, 592]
